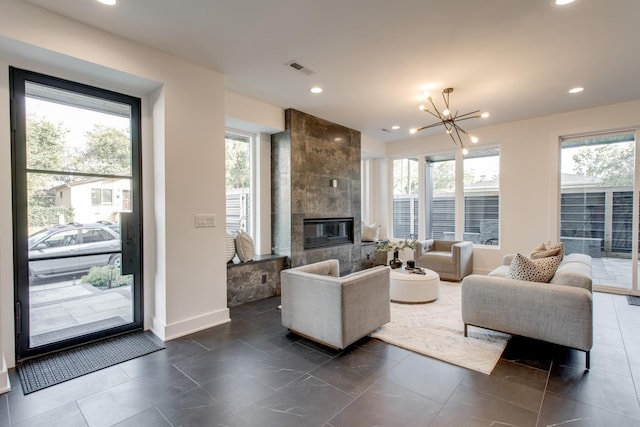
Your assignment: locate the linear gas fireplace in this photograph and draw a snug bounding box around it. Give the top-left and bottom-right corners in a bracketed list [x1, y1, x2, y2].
[304, 217, 354, 250]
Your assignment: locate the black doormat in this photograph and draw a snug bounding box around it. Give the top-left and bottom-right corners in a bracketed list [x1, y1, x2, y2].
[18, 331, 164, 394]
[627, 295, 640, 306]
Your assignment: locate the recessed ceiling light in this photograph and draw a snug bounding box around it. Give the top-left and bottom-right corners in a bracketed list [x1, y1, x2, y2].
[555, 0, 575, 5]
[569, 87, 584, 94]
[310, 87, 323, 94]
[97, 0, 117, 5]
[391, 125, 400, 130]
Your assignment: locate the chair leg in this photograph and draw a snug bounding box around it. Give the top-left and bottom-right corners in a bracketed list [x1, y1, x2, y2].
[586, 350, 590, 370]
[464, 324, 468, 337]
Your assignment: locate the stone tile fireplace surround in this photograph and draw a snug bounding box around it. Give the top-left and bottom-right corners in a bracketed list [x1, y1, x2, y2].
[271, 109, 364, 275]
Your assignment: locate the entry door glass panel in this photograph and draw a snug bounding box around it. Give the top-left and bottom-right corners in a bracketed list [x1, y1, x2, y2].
[11, 68, 142, 358]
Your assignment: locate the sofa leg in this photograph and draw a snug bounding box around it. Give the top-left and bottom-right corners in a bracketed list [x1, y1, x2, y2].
[464, 324, 468, 337]
[586, 351, 590, 370]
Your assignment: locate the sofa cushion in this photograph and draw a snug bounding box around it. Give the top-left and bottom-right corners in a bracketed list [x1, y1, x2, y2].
[550, 257, 592, 290]
[506, 253, 561, 283]
[235, 229, 255, 262]
[530, 241, 564, 260]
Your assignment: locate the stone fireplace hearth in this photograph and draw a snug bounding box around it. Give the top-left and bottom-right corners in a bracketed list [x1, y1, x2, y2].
[271, 109, 362, 274]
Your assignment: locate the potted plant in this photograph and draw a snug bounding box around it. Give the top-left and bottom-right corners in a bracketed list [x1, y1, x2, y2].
[376, 238, 416, 269]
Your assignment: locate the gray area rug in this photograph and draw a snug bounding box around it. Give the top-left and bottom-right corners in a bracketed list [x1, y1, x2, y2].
[371, 282, 510, 375]
[18, 331, 164, 394]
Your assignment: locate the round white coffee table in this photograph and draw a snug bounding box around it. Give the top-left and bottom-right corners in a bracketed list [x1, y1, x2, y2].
[389, 268, 440, 303]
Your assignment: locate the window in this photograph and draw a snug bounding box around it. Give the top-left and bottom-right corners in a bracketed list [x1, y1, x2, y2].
[225, 132, 253, 236]
[463, 148, 500, 245]
[425, 153, 456, 239]
[392, 157, 419, 239]
[90, 188, 113, 206]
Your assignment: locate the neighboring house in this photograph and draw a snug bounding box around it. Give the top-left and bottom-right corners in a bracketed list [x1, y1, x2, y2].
[52, 177, 131, 224]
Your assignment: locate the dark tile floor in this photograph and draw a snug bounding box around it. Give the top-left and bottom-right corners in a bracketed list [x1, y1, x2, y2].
[1, 291, 640, 426]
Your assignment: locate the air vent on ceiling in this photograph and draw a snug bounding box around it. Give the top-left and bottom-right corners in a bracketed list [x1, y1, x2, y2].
[285, 60, 315, 76]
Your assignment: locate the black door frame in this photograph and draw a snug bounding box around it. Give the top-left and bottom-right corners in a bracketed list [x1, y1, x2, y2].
[9, 67, 143, 360]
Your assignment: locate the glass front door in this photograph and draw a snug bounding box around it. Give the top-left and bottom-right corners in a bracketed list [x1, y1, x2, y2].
[10, 68, 143, 359]
[560, 131, 638, 293]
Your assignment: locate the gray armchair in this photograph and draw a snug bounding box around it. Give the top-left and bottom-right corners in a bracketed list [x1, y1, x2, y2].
[414, 239, 473, 281]
[281, 259, 390, 349]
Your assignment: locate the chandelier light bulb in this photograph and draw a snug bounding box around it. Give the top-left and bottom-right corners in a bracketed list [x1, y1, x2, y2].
[442, 108, 450, 117]
[471, 136, 479, 143]
[446, 129, 452, 135]
[409, 128, 417, 134]
[462, 146, 469, 155]
[419, 104, 426, 111]
[481, 112, 490, 119]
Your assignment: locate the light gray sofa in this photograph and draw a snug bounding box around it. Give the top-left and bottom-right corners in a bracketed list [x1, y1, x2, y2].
[461, 253, 593, 368]
[414, 239, 474, 281]
[281, 259, 391, 349]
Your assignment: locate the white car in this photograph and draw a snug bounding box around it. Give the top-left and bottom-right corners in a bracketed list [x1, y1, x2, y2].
[28, 222, 121, 284]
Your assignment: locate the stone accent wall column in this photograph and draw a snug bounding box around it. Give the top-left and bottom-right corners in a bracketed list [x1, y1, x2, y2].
[271, 109, 362, 274]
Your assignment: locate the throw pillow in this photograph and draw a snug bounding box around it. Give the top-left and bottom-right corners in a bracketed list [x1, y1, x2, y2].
[235, 229, 255, 262]
[226, 232, 236, 263]
[530, 240, 564, 260]
[362, 222, 381, 242]
[507, 253, 561, 283]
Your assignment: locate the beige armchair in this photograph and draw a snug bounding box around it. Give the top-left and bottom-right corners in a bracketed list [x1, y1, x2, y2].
[414, 239, 473, 281]
[281, 259, 390, 349]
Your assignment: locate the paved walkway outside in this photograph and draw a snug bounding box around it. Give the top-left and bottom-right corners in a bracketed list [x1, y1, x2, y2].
[29, 279, 132, 346]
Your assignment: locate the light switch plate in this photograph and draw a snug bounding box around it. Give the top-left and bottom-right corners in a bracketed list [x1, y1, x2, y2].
[194, 214, 216, 227]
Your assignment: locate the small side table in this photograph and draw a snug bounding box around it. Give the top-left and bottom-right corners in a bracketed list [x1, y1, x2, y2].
[389, 268, 440, 303]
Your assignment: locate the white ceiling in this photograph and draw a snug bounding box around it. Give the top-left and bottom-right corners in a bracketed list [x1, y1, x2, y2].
[22, 0, 640, 143]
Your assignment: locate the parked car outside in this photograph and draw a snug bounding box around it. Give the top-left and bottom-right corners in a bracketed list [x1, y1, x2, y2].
[28, 222, 121, 284]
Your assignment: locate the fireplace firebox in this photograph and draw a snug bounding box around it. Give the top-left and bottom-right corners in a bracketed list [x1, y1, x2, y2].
[304, 217, 354, 250]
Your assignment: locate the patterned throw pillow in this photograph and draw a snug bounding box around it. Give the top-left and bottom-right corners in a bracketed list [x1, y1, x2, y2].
[226, 232, 236, 263]
[235, 229, 255, 262]
[507, 253, 561, 283]
[530, 241, 564, 260]
[362, 222, 381, 242]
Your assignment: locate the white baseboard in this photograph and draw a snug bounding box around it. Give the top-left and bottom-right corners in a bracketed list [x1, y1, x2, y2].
[150, 307, 231, 342]
[0, 355, 10, 394]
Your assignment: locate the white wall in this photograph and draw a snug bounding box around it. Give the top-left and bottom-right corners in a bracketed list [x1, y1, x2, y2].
[386, 99, 640, 274]
[0, 0, 231, 380]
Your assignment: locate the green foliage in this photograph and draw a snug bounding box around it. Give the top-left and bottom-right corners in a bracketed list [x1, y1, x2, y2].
[27, 117, 67, 170]
[29, 205, 74, 227]
[225, 138, 250, 189]
[69, 125, 131, 175]
[572, 144, 634, 187]
[376, 239, 417, 253]
[82, 265, 132, 289]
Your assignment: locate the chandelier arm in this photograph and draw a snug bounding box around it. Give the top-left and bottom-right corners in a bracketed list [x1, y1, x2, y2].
[454, 110, 481, 120]
[447, 127, 461, 147]
[453, 122, 471, 137]
[415, 122, 447, 132]
[428, 96, 445, 119]
[423, 109, 443, 120]
[442, 90, 450, 111]
[452, 125, 466, 147]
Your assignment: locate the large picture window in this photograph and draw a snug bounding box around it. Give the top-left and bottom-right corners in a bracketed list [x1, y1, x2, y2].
[225, 132, 253, 237]
[425, 153, 456, 239]
[392, 157, 419, 239]
[463, 148, 500, 245]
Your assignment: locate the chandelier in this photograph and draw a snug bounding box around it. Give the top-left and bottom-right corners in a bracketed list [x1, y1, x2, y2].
[410, 88, 489, 154]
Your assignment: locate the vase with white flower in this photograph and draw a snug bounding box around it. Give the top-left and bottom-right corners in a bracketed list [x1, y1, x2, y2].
[375, 239, 416, 269]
